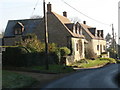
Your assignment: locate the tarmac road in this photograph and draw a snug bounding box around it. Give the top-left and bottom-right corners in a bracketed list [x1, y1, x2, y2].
[43, 64, 120, 88]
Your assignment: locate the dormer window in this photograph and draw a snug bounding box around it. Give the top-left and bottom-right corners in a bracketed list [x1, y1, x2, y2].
[14, 22, 24, 35]
[88, 28, 97, 36]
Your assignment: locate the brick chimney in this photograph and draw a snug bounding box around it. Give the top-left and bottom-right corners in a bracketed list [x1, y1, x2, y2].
[97, 30, 100, 37]
[97, 30, 104, 38]
[101, 30, 104, 38]
[63, 11, 67, 17]
[83, 21, 86, 24]
[47, 2, 52, 13]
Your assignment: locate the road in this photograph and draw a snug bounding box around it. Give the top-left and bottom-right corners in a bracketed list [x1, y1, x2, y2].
[43, 64, 120, 88]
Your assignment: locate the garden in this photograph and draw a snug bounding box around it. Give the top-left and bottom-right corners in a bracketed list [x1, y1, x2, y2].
[2, 34, 119, 88]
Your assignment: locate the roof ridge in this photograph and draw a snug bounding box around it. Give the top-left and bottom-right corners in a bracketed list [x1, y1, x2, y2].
[52, 12, 71, 24]
[80, 23, 95, 38]
[51, 12, 84, 38]
[9, 18, 43, 22]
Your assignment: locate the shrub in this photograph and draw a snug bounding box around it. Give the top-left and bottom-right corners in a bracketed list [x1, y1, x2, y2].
[75, 59, 88, 64]
[18, 34, 45, 53]
[59, 47, 71, 56]
[85, 46, 97, 59]
[48, 43, 58, 53]
[99, 58, 116, 63]
[116, 59, 120, 63]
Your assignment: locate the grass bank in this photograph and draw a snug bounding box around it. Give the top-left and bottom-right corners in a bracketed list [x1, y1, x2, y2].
[69, 58, 116, 68]
[2, 70, 37, 88]
[29, 64, 74, 73]
[3, 64, 75, 74]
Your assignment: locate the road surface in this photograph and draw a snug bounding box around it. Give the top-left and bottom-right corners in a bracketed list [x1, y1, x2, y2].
[43, 64, 120, 88]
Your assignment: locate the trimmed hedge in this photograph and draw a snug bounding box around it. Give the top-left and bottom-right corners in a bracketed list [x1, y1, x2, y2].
[2, 47, 59, 67]
[2, 47, 27, 67]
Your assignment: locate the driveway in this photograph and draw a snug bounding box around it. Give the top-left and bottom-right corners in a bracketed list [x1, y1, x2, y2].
[43, 64, 120, 88]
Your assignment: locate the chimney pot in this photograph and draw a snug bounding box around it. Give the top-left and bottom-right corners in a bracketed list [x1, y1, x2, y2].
[47, 2, 52, 13]
[63, 11, 67, 17]
[83, 21, 86, 24]
[101, 30, 104, 38]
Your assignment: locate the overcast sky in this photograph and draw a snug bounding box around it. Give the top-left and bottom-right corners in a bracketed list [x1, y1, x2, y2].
[0, 0, 119, 41]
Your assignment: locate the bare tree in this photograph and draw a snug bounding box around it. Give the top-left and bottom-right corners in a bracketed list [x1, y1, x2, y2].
[30, 15, 42, 19]
[70, 17, 81, 23]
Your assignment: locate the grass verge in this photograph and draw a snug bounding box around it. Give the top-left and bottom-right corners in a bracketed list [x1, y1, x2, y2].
[70, 59, 110, 68]
[2, 70, 37, 88]
[29, 64, 74, 73]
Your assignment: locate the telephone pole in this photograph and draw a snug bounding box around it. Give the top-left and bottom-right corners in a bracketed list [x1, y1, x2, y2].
[43, 0, 49, 70]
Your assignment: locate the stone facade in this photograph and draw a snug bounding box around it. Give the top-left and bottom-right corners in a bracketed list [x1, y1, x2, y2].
[3, 2, 108, 64]
[80, 22, 108, 57]
[3, 3, 85, 64]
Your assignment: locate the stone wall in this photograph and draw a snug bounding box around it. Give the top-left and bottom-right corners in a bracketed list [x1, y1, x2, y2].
[34, 12, 71, 47]
[3, 36, 22, 46]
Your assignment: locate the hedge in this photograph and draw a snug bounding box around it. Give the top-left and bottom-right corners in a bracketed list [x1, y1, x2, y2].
[2, 47, 59, 67]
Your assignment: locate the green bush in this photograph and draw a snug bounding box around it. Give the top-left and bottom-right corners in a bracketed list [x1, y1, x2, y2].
[99, 58, 116, 63]
[85, 46, 97, 59]
[60, 47, 71, 56]
[48, 43, 58, 52]
[18, 34, 45, 53]
[116, 59, 120, 63]
[75, 59, 88, 64]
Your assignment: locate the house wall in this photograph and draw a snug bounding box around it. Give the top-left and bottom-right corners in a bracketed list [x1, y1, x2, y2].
[91, 39, 106, 55]
[34, 12, 71, 47]
[71, 37, 85, 61]
[3, 37, 15, 46]
[3, 36, 22, 46]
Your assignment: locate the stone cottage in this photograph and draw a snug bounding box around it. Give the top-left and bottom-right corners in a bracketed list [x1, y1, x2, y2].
[3, 3, 86, 64]
[78, 22, 108, 57]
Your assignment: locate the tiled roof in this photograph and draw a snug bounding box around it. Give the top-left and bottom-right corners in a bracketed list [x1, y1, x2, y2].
[80, 23, 95, 39]
[52, 12, 84, 38]
[52, 12, 71, 24]
[80, 23, 104, 39]
[4, 19, 43, 37]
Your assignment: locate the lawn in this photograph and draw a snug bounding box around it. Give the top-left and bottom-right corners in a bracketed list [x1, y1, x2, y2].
[69, 58, 116, 68]
[78, 60, 109, 68]
[2, 70, 37, 88]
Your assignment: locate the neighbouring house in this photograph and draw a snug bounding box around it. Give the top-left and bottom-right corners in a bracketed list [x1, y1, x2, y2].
[78, 21, 109, 58]
[3, 2, 108, 64]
